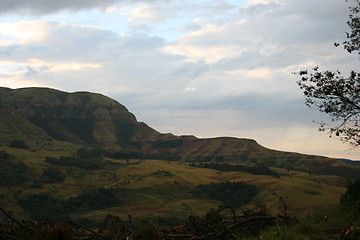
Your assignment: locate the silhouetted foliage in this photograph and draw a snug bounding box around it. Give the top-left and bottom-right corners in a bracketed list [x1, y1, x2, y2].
[130, 220, 160, 240]
[0, 204, 284, 240]
[296, 1, 360, 146]
[341, 178, 360, 211]
[193, 181, 259, 209]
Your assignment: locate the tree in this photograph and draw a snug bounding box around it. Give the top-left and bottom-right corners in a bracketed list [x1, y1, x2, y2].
[340, 178, 360, 211]
[297, 1, 360, 147]
[41, 167, 65, 183]
[9, 139, 29, 149]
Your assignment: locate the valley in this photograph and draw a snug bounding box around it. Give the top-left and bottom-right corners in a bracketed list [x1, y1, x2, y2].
[0, 144, 347, 225]
[0, 87, 358, 237]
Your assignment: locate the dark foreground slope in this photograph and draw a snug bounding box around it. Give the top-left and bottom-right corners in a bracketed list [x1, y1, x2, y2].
[0, 87, 359, 178]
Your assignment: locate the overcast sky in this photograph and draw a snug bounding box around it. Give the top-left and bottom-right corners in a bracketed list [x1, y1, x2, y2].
[0, 0, 359, 160]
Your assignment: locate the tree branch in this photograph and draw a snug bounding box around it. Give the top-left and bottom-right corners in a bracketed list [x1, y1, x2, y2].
[0, 207, 38, 232]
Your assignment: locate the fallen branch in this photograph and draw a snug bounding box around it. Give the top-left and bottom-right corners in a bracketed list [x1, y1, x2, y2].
[208, 215, 277, 240]
[0, 207, 38, 232]
[0, 232, 20, 240]
[162, 233, 195, 238]
[67, 220, 104, 238]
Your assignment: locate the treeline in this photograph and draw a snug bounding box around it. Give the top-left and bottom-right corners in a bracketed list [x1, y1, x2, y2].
[19, 188, 123, 222]
[45, 148, 121, 170]
[190, 162, 279, 177]
[103, 149, 141, 160]
[0, 150, 28, 186]
[2, 179, 360, 240]
[306, 165, 360, 179]
[193, 181, 259, 209]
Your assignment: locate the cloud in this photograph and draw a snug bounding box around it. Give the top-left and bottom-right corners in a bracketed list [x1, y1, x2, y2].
[184, 87, 196, 92]
[0, 0, 144, 15]
[0, 21, 49, 44]
[0, 0, 358, 159]
[163, 0, 351, 77]
[120, 3, 174, 30]
[0, 20, 186, 93]
[239, 2, 281, 16]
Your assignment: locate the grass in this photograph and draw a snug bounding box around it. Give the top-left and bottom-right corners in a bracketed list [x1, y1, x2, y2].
[0, 113, 51, 146]
[261, 205, 360, 240]
[0, 144, 348, 224]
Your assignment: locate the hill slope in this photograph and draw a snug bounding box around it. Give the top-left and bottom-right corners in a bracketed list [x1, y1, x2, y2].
[0, 87, 359, 178]
[0, 86, 359, 225]
[0, 87, 160, 151]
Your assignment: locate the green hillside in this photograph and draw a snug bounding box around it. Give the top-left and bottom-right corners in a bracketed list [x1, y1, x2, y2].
[0, 87, 160, 151]
[1, 86, 359, 178]
[0, 86, 359, 227]
[0, 147, 347, 224]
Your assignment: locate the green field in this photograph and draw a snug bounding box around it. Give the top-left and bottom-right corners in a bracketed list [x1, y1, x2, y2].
[0, 144, 347, 224]
[0, 87, 355, 228]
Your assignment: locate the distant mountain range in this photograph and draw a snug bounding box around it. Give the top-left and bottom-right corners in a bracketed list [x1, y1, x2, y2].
[1, 87, 359, 179]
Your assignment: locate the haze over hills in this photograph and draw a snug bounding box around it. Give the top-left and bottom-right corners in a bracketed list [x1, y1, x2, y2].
[0, 86, 359, 178]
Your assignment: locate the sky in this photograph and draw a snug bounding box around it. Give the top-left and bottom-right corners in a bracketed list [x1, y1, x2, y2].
[0, 0, 359, 160]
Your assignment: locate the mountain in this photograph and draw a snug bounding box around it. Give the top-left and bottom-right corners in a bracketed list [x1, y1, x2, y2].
[1, 86, 360, 225]
[0, 87, 160, 151]
[0, 87, 359, 178]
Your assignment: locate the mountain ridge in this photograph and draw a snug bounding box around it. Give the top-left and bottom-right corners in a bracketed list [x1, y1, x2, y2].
[0, 86, 359, 178]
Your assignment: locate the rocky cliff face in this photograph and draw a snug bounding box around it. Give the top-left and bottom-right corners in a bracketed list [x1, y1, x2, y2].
[0, 87, 160, 150]
[1, 87, 359, 179]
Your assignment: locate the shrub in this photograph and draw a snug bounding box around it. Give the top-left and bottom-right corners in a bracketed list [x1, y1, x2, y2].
[9, 139, 29, 149]
[341, 178, 360, 211]
[41, 167, 66, 183]
[193, 181, 259, 209]
[190, 162, 279, 177]
[0, 151, 27, 186]
[130, 220, 160, 240]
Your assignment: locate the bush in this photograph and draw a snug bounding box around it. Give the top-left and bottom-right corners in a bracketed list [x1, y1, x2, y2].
[190, 162, 279, 177]
[45, 148, 120, 170]
[341, 178, 360, 211]
[18, 194, 70, 221]
[130, 220, 160, 240]
[76, 148, 102, 159]
[9, 139, 29, 149]
[0, 151, 27, 186]
[193, 181, 259, 209]
[19, 188, 123, 221]
[41, 167, 66, 183]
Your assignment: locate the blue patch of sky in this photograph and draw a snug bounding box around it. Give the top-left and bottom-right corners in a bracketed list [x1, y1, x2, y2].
[0, 33, 15, 42]
[0, 9, 129, 35]
[0, 65, 21, 73]
[42, 9, 129, 34]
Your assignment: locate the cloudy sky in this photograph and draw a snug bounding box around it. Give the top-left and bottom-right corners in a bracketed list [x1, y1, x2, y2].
[0, 0, 359, 159]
